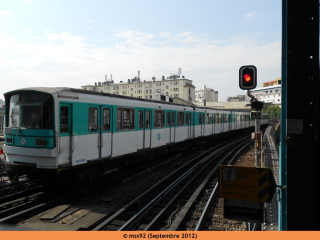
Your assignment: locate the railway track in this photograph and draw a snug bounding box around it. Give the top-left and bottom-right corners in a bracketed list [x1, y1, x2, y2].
[91, 136, 252, 231]
[0, 133, 253, 230]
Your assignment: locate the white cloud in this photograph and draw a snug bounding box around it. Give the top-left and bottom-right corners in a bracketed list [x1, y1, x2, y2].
[22, 0, 32, 4]
[88, 20, 94, 23]
[87, 26, 93, 30]
[244, 12, 257, 19]
[0, 30, 280, 101]
[0, 11, 13, 16]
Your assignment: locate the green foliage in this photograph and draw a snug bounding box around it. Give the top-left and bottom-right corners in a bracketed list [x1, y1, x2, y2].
[265, 104, 281, 119]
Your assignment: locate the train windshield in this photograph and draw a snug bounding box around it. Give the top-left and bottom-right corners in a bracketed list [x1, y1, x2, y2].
[8, 92, 54, 129]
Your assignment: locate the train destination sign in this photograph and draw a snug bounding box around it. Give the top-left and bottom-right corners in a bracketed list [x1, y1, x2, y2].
[219, 165, 276, 203]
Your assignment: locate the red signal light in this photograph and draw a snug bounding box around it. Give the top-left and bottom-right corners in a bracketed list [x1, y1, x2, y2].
[244, 74, 251, 82]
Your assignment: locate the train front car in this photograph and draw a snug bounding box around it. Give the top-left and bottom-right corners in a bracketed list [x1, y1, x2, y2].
[3, 88, 59, 182]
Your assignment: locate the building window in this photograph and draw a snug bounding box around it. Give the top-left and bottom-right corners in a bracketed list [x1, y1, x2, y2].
[145, 84, 148, 88]
[145, 95, 148, 99]
[137, 90, 142, 93]
[131, 88, 133, 91]
[173, 88, 179, 91]
[166, 85, 169, 89]
[137, 84, 142, 88]
[278, 99, 280, 102]
[154, 110, 165, 128]
[173, 81, 179, 85]
[145, 90, 148, 93]
[166, 92, 168, 96]
[131, 94, 133, 97]
[122, 91, 127, 94]
[150, 89, 152, 93]
[150, 95, 152, 98]
[156, 89, 161, 93]
[156, 83, 161, 86]
[106, 87, 110, 90]
[173, 94, 179, 97]
[117, 107, 135, 131]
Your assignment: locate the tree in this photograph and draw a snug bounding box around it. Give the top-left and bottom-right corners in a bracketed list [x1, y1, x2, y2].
[264, 104, 281, 119]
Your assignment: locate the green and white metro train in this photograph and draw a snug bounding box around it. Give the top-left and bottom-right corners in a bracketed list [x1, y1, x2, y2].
[3, 87, 269, 183]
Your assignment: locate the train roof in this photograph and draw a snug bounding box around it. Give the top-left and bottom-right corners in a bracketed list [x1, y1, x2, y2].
[5, 87, 251, 113]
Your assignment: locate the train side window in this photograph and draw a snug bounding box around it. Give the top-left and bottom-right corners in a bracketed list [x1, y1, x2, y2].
[146, 111, 150, 128]
[154, 110, 165, 128]
[206, 113, 210, 124]
[138, 110, 143, 128]
[198, 114, 201, 124]
[117, 107, 135, 131]
[88, 107, 98, 132]
[217, 114, 220, 123]
[177, 112, 184, 126]
[60, 106, 69, 133]
[167, 112, 171, 127]
[171, 112, 175, 126]
[103, 109, 110, 131]
[186, 113, 190, 125]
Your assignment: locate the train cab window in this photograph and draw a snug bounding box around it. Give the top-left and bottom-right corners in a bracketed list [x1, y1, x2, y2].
[167, 112, 171, 127]
[154, 110, 165, 128]
[146, 111, 150, 128]
[88, 107, 98, 132]
[138, 110, 143, 128]
[103, 109, 110, 131]
[117, 107, 135, 131]
[60, 106, 69, 133]
[177, 112, 184, 126]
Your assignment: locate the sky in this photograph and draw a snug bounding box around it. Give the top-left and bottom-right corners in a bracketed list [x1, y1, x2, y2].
[0, 0, 281, 102]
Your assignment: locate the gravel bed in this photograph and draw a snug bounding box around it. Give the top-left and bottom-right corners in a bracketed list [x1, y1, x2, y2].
[70, 149, 207, 211]
[206, 146, 257, 231]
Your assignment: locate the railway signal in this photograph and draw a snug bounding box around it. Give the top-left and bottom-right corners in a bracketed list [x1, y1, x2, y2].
[239, 65, 257, 90]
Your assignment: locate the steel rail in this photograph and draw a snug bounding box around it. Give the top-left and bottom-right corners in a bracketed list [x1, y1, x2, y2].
[194, 139, 252, 231]
[118, 137, 247, 231]
[91, 136, 247, 231]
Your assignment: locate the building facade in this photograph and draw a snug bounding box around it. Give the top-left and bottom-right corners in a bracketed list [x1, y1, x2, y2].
[194, 85, 218, 103]
[81, 75, 195, 103]
[262, 77, 281, 87]
[245, 84, 281, 104]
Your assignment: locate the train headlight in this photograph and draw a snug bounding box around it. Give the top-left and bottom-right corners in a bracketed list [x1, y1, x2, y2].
[6, 137, 14, 144]
[35, 139, 46, 146]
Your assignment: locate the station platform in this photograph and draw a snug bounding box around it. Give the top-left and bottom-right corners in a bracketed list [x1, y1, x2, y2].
[261, 124, 280, 231]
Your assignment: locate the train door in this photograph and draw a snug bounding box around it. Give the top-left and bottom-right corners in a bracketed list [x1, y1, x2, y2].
[199, 113, 205, 136]
[59, 104, 72, 165]
[100, 107, 112, 157]
[167, 111, 175, 142]
[138, 108, 151, 149]
[221, 114, 224, 132]
[186, 112, 192, 139]
[87, 105, 100, 160]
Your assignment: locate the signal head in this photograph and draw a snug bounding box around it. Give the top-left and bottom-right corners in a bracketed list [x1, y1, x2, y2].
[239, 65, 257, 90]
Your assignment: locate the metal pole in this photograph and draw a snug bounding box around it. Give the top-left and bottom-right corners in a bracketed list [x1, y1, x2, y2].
[255, 119, 261, 168]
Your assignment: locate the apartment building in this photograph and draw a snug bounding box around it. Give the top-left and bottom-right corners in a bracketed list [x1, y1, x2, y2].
[81, 75, 196, 103]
